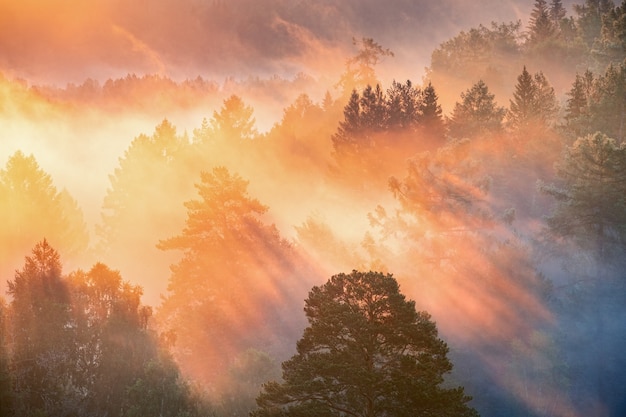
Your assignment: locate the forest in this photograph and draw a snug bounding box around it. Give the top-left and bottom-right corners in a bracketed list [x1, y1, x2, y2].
[1, 0, 626, 416]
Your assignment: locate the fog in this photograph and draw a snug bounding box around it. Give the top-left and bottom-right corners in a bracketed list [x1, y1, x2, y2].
[2, 1, 625, 416]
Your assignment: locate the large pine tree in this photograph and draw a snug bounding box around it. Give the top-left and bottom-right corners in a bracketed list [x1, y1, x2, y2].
[252, 271, 479, 417]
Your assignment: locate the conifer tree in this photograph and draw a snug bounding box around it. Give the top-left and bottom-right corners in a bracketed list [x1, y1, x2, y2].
[508, 66, 558, 132]
[331, 89, 364, 155]
[447, 80, 506, 139]
[252, 271, 479, 417]
[529, 0, 556, 43]
[550, 0, 567, 27]
[541, 132, 626, 259]
[565, 71, 595, 138]
[419, 82, 446, 139]
[7, 240, 74, 417]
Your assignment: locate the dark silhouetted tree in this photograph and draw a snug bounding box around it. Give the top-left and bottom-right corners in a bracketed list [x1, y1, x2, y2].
[419, 82, 446, 140]
[360, 84, 387, 132]
[386, 80, 421, 131]
[565, 63, 626, 141]
[331, 90, 364, 156]
[252, 271, 479, 417]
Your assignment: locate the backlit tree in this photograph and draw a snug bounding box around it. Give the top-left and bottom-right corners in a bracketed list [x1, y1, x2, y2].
[252, 271, 478, 417]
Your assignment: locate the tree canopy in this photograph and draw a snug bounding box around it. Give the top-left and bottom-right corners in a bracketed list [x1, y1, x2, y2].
[157, 167, 310, 389]
[252, 271, 478, 417]
[541, 132, 626, 259]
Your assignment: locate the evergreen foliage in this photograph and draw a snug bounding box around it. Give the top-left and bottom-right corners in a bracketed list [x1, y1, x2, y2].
[252, 271, 478, 417]
[541, 132, 626, 258]
[447, 80, 506, 139]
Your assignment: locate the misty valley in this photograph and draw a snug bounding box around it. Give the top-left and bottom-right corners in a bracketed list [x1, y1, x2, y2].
[2, 0, 626, 416]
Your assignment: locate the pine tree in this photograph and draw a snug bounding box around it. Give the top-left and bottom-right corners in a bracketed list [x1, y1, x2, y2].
[447, 80, 506, 139]
[565, 71, 595, 137]
[252, 271, 479, 417]
[210, 95, 258, 141]
[360, 84, 387, 131]
[157, 167, 306, 387]
[529, 0, 556, 43]
[331, 89, 364, 155]
[550, 0, 567, 26]
[419, 82, 446, 139]
[574, 0, 615, 48]
[508, 66, 558, 132]
[8, 240, 74, 416]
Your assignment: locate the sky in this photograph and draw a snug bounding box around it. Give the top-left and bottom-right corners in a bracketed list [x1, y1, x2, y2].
[0, 0, 577, 86]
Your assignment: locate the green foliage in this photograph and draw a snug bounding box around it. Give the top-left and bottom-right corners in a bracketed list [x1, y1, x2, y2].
[123, 356, 212, 417]
[252, 271, 478, 417]
[387, 139, 492, 233]
[541, 132, 626, 258]
[68, 263, 157, 416]
[216, 349, 281, 416]
[3, 241, 204, 417]
[574, 0, 615, 49]
[429, 22, 523, 77]
[447, 80, 506, 139]
[331, 80, 445, 158]
[507, 66, 559, 133]
[550, 0, 567, 25]
[564, 70, 596, 138]
[564, 62, 626, 142]
[528, 0, 557, 45]
[589, 62, 626, 142]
